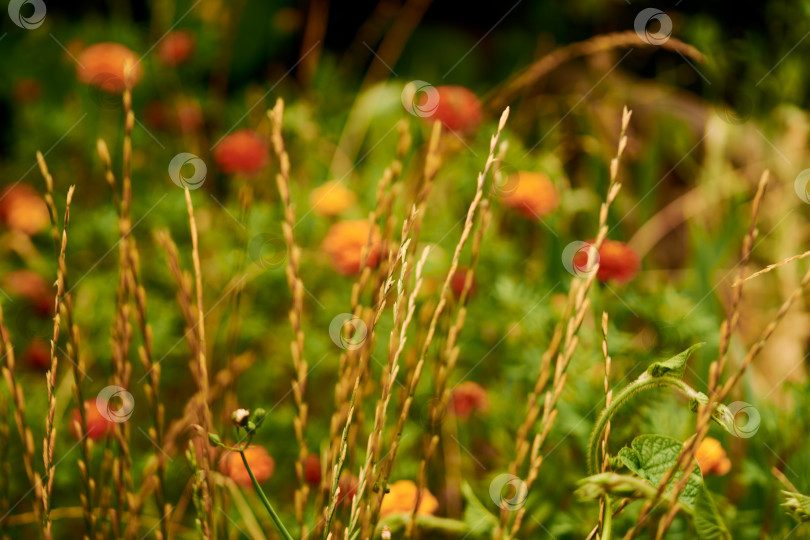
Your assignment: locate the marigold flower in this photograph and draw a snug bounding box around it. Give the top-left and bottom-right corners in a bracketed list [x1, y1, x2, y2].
[77, 42, 142, 92]
[322, 220, 381, 275]
[220, 446, 275, 486]
[420, 85, 482, 135]
[213, 130, 269, 175]
[23, 339, 51, 370]
[70, 399, 115, 440]
[309, 181, 357, 217]
[574, 239, 640, 284]
[379, 480, 439, 518]
[499, 172, 559, 220]
[450, 382, 489, 418]
[0, 184, 50, 236]
[695, 437, 731, 476]
[158, 30, 195, 65]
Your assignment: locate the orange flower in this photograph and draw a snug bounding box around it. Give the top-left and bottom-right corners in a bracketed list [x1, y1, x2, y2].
[220, 446, 275, 487]
[322, 220, 381, 275]
[574, 239, 640, 284]
[213, 130, 269, 175]
[499, 172, 559, 220]
[77, 43, 142, 92]
[309, 181, 357, 217]
[695, 437, 731, 476]
[158, 30, 195, 65]
[23, 339, 51, 370]
[0, 184, 50, 235]
[380, 480, 439, 518]
[70, 399, 115, 440]
[13, 79, 42, 104]
[450, 382, 489, 418]
[420, 85, 482, 135]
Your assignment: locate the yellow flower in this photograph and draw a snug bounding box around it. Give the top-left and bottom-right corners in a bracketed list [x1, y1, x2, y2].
[380, 480, 439, 518]
[695, 437, 731, 476]
[309, 181, 356, 217]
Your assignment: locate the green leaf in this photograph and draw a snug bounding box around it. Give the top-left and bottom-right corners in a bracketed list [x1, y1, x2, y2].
[617, 434, 703, 508]
[647, 343, 705, 379]
[461, 482, 499, 536]
[576, 473, 658, 501]
[694, 485, 731, 539]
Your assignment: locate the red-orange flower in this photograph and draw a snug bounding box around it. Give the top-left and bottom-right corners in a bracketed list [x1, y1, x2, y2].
[322, 220, 382, 275]
[213, 130, 269, 175]
[379, 480, 439, 518]
[13, 79, 42, 104]
[77, 43, 142, 92]
[574, 239, 640, 284]
[499, 172, 559, 220]
[695, 437, 731, 476]
[0, 184, 50, 235]
[419, 85, 482, 135]
[23, 339, 51, 370]
[70, 399, 115, 440]
[450, 382, 489, 418]
[220, 446, 275, 487]
[158, 30, 195, 65]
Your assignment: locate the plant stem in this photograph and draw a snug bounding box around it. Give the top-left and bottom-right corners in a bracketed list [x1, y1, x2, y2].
[587, 375, 703, 474]
[239, 450, 294, 540]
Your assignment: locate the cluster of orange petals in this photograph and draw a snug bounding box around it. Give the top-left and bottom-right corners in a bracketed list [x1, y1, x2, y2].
[322, 220, 381, 275]
[213, 130, 270, 175]
[304, 453, 322, 486]
[0, 184, 50, 236]
[309, 181, 357, 217]
[220, 446, 276, 487]
[158, 30, 195, 66]
[379, 480, 439, 518]
[450, 382, 489, 418]
[77, 42, 142, 92]
[499, 172, 559, 220]
[70, 399, 115, 440]
[695, 437, 731, 476]
[421, 85, 482, 136]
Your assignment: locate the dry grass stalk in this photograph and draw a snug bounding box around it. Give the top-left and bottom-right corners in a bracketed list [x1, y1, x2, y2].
[318, 132, 411, 535]
[0, 299, 40, 528]
[38, 151, 95, 539]
[349, 240, 428, 539]
[597, 312, 612, 538]
[39, 175, 75, 540]
[98, 135, 169, 539]
[367, 108, 510, 537]
[734, 249, 810, 286]
[182, 187, 215, 538]
[498, 107, 632, 540]
[267, 98, 311, 534]
[409, 145, 498, 537]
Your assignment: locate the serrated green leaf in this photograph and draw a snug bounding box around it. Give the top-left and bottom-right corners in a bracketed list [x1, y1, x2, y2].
[617, 434, 703, 508]
[647, 343, 705, 379]
[694, 485, 731, 539]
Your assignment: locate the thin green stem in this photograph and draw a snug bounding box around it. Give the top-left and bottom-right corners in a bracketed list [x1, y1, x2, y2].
[239, 450, 295, 540]
[587, 375, 703, 475]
